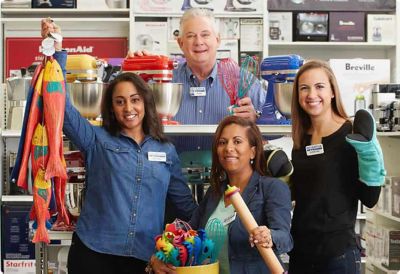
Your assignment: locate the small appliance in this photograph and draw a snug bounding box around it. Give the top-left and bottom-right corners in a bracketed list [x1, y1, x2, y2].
[122, 55, 183, 124]
[371, 83, 400, 131]
[181, 0, 213, 10]
[225, 0, 256, 12]
[269, 20, 281, 40]
[294, 12, 328, 41]
[6, 68, 31, 130]
[259, 54, 304, 124]
[179, 151, 211, 203]
[392, 101, 400, 131]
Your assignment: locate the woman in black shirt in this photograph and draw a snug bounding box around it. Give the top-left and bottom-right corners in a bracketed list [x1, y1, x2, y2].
[288, 60, 381, 274]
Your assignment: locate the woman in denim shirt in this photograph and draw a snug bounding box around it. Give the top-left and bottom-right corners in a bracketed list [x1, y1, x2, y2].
[151, 116, 293, 274]
[41, 19, 197, 274]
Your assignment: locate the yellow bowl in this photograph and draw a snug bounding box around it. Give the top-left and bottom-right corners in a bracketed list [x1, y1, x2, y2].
[176, 262, 219, 274]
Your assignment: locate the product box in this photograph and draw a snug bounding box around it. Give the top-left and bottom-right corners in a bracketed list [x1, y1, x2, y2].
[294, 12, 328, 42]
[1, 203, 35, 271]
[133, 0, 175, 13]
[3, 260, 35, 274]
[329, 12, 365, 42]
[213, 0, 263, 14]
[367, 14, 396, 43]
[1, 0, 31, 8]
[218, 39, 239, 64]
[382, 229, 400, 270]
[168, 17, 181, 41]
[392, 177, 400, 218]
[268, 12, 292, 42]
[5, 37, 128, 78]
[134, 21, 168, 55]
[240, 18, 263, 52]
[78, 0, 128, 9]
[268, 0, 395, 12]
[220, 18, 240, 40]
[329, 59, 391, 117]
[31, 0, 76, 8]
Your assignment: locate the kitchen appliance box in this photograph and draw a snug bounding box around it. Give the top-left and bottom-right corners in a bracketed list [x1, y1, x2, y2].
[367, 14, 396, 43]
[268, 12, 292, 42]
[268, 0, 395, 12]
[329, 59, 391, 117]
[294, 12, 329, 41]
[329, 12, 365, 42]
[31, 0, 76, 8]
[392, 177, 400, 218]
[1, 203, 35, 271]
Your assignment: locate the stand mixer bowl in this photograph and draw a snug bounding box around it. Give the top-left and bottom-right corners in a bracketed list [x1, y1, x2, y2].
[149, 83, 183, 124]
[274, 82, 293, 118]
[67, 82, 106, 119]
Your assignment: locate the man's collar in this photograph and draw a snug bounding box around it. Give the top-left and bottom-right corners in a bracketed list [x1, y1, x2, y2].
[184, 62, 218, 84]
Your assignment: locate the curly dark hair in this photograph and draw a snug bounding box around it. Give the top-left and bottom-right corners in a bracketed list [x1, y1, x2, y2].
[101, 72, 167, 142]
[210, 116, 266, 197]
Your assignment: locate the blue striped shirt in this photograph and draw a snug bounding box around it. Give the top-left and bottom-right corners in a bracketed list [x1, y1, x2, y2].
[172, 61, 266, 152]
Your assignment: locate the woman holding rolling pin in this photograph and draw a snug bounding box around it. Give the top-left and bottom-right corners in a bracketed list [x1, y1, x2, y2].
[150, 115, 293, 274]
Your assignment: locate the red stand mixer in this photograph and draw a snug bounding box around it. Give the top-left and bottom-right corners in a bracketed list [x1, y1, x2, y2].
[122, 55, 183, 125]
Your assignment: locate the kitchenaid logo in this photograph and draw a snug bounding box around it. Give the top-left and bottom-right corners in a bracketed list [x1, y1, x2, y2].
[65, 46, 94, 53]
[345, 63, 375, 71]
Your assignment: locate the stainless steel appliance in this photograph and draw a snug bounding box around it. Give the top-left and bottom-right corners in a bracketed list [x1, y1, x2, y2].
[6, 69, 31, 130]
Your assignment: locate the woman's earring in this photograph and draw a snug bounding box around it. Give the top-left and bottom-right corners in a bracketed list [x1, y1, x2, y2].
[250, 158, 254, 165]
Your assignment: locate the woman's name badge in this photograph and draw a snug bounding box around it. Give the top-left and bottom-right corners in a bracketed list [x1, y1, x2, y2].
[305, 144, 324, 156]
[148, 152, 166, 162]
[190, 87, 206, 96]
[223, 212, 236, 226]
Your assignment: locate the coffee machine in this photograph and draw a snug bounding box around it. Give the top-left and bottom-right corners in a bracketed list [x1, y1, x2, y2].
[370, 84, 400, 131]
[6, 69, 32, 130]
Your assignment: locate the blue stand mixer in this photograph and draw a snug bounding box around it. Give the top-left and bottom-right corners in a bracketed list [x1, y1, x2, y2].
[258, 54, 304, 125]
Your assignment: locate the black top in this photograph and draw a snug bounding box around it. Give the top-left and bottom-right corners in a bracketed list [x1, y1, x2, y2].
[290, 121, 380, 261]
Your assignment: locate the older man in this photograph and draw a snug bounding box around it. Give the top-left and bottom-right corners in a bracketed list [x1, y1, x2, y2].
[134, 8, 266, 151]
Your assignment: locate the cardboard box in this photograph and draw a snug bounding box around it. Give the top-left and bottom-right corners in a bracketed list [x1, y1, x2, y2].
[133, 0, 175, 13]
[134, 22, 168, 55]
[392, 177, 400, 218]
[329, 59, 390, 117]
[367, 14, 396, 43]
[268, 0, 395, 12]
[1, 203, 35, 265]
[31, 0, 76, 8]
[220, 18, 240, 40]
[382, 229, 400, 270]
[240, 18, 263, 52]
[329, 12, 365, 42]
[268, 12, 292, 42]
[294, 12, 328, 42]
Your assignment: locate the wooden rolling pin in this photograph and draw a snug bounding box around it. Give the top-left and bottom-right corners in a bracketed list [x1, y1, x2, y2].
[225, 185, 285, 274]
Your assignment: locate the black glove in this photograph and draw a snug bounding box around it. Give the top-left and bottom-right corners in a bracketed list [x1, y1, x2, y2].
[264, 144, 293, 181]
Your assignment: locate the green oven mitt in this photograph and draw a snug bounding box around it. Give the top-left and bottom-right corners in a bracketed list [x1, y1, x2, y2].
[345, 109, 386, 186]
[264, 144, 294, 184]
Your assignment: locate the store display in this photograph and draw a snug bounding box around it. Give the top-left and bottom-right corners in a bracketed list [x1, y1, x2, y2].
[367, 14, 396, 43]
[370, 83, 400, 132]
[259, 54, 304, 124]
[1, 0, 31, 8]
[329, 12, 365, 42]
[181, 0, 214, 11]
[240, 18, 263, 51]
[294, 12, 329, 41]
[219, 18, 240, 39]
[329, 58, 391, 117]
[134, 22, 168, 55]
[268, 12, 292, 42]
[268, 0, 395, 12]
[31, 0, 76, 8]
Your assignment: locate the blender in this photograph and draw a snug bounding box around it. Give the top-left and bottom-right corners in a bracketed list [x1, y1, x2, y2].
[122, 55, 183, 125]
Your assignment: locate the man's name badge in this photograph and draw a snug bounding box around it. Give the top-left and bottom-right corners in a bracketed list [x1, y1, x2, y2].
[190, 87, 206, 97]
[223, 212, 236, 226]
[305, 144, 324, 156]
[148, 152, 167, 162]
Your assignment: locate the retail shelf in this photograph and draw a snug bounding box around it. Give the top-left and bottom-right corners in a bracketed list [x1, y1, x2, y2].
[369, 258, 400, 274]
[1, 129, 22, 138]
[163, 124, 291, 135]
[377, 131, 400, 137]
[367, 208, 400, 223]
[1, 8, 129, 15]
[269, 41, 396, 50]
[133, 12, 263, 18]
[1, 17, 130, 22]
[48, 230, 73, 241]
[2, 195, 32, 202]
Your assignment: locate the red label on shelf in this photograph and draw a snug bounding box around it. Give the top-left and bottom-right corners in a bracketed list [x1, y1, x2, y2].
[5, 37, 128, 77]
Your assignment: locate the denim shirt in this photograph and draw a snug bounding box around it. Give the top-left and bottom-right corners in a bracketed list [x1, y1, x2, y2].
[55, 51, 197, 261]
[171, 62, 266, 152]
[190, 171, 293, 274]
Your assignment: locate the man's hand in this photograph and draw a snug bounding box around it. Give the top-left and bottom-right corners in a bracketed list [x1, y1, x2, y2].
[232, 97, 258, 122]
